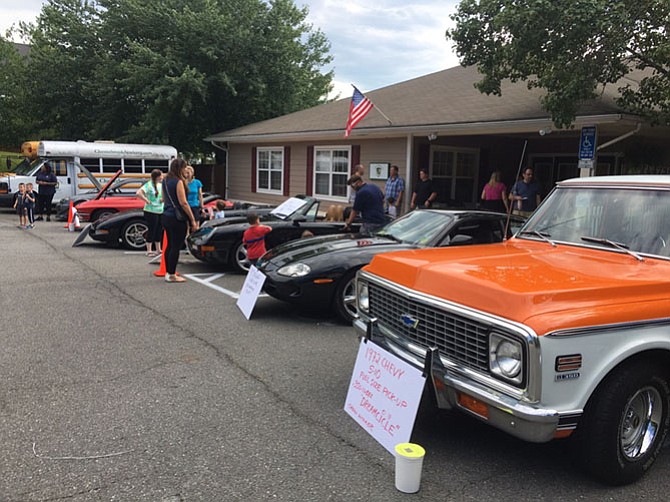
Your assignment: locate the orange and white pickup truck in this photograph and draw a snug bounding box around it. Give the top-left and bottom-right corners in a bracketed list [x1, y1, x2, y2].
[354, 176, 670, 485]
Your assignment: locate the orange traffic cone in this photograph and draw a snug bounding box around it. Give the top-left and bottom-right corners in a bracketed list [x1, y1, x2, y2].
[153, 232, 169, 277]
[64, 200, 74, 229]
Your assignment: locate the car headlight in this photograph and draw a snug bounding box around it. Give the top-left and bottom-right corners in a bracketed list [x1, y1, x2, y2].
[357, 280, 369, 313]
[489, 333, 523, 385]
[277, 263, 311, 277]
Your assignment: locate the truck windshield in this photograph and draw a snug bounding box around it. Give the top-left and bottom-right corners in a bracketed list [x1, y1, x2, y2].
[14, 158, 42, 175]
[520, 186, 670, 258]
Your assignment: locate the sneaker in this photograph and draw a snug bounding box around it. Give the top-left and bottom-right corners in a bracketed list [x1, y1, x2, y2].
[27, 224, 34, 229]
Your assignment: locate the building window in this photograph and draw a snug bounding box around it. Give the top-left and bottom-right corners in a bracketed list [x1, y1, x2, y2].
[257, 147, 284, 193]
[314, 146, 350, 199]
[430, 146, 479, 204]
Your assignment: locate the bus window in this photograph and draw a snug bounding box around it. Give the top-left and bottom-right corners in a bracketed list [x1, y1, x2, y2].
[145, 159, 169, 173]
[102, 158, 122, 173]
[81, 158, 101, 173]
[124, 159, 143, 174]
[48, 159, 69, 176]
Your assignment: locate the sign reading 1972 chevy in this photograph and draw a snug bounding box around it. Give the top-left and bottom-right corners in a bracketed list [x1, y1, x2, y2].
[354, 175, 670, 485]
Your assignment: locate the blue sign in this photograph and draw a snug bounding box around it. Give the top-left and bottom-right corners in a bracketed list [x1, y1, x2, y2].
[579, 126, 597, 160]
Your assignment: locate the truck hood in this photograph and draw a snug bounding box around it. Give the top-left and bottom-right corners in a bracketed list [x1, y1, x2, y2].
[364, 239, 670, 335]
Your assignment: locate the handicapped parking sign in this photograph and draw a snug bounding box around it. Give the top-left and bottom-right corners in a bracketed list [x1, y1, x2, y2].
[578, 126, 597, 170]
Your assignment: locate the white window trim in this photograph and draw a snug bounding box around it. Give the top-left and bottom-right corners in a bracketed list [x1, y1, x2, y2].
[256, 146, 285, 195]
[313, 145, 351, 202]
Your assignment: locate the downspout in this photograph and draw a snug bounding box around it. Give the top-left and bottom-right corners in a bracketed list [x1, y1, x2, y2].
[405, 134, 413, 214]
[596, 122, 641, 151]
[210, 140, 229, 200]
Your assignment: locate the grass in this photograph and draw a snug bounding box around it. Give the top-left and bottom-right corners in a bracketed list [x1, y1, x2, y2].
[0, 151, 25, 171]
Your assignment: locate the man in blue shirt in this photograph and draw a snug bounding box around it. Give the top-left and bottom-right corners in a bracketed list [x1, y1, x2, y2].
[510, 167, 542, 217]
[343, 174, 386, 235]
[384, 165, 405, 217]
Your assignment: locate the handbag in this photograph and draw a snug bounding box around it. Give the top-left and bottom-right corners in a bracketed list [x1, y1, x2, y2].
[164, 179, 187, 222]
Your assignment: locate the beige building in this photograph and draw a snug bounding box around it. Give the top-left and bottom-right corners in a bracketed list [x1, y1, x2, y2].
[206, 65, 670, 211]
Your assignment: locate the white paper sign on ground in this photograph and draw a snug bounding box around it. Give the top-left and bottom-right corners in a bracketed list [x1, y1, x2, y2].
[236, 266, 267, 320]
[344, 339, 426, 454]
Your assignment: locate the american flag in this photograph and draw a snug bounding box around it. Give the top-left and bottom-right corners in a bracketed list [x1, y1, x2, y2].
[344, 86, 374, 137]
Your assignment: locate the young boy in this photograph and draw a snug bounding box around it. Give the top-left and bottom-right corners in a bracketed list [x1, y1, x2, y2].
[12, 183, 27, 229]
[242, 213, 272, 267]
[214, 199, 227, 219]
[24, 183, 36, 228]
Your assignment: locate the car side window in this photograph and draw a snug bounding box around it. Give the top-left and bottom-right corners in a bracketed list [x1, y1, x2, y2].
[439, 220, 501, 246]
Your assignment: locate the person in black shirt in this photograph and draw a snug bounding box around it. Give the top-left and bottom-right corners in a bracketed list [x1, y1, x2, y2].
[35, 163, 58, 221]
[410, 168, 438, 210]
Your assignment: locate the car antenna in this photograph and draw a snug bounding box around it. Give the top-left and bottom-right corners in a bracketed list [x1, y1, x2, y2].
[504, 140, 528, 240]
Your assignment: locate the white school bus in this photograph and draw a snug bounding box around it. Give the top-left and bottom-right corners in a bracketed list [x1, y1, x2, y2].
[0, 140, 177, 207]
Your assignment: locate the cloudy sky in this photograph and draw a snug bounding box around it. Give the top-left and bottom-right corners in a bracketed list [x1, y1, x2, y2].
[1, 0, 463, 98]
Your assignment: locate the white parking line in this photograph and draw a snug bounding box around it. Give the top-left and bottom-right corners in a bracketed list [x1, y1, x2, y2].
[183, 272, 269, 299]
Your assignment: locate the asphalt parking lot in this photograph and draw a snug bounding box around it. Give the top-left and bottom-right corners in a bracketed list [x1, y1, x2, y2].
[1, 211, 670, 501]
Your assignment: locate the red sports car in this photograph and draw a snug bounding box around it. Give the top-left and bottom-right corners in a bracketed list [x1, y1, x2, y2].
[76, 170, 230, 223]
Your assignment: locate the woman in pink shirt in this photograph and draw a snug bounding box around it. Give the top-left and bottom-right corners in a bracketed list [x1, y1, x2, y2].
[481, 171, 509, 213]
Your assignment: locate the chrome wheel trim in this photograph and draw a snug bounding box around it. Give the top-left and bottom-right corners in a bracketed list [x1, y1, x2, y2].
[620, 386, 663, 460]
[341, 276, 358, 320]
[124, 222, 148, 250]
[235, 243, 250, 271]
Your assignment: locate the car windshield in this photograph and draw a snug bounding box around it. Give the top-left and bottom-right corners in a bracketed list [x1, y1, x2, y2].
[376, 210, 454, 245]
[520, 186, 670, 258]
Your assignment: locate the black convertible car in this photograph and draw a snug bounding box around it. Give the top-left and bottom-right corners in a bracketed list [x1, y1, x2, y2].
[187, 195, 361, 271]
[256, 210, 526, 322]
[80, 195, 267, 250]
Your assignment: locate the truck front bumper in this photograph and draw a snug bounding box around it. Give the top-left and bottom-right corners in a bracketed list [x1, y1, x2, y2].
[354, 318, 568, 443]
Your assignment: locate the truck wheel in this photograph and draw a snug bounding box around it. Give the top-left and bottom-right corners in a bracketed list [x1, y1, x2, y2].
[333, 270, 359, 323]
[575, 361, 670, 485]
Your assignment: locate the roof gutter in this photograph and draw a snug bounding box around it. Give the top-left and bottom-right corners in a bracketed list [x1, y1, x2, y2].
[205, 114, 636, 144]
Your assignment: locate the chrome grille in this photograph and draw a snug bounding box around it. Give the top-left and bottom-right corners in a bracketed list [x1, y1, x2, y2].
[369, 283, 491, 373]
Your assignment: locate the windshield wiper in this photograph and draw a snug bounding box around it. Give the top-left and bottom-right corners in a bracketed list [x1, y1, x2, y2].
[580, 236, 644, 261]
[375, 232, 403, 243]
[519, 230, 557, 247]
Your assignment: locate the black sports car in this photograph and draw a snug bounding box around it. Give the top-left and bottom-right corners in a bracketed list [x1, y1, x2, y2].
[256, 210, 526, 322]
[187, 195, 362, 272]
[79, 195, 264, 250]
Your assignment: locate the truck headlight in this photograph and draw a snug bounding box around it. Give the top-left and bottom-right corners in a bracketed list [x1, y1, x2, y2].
[357, 280, 369, 313]
[489, 333, 523, 385]
[278, 263, 311, 277]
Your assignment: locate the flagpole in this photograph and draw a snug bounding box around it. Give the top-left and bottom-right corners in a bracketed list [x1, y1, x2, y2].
[351, 84, 393, 125]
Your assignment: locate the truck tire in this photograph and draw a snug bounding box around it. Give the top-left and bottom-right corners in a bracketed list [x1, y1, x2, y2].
[574, 361, 670, 485]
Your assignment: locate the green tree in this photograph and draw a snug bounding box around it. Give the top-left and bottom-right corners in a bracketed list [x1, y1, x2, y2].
[16, 0, 333, 154]
[0, 37, 32, 148]
[446, 0, 670, 128]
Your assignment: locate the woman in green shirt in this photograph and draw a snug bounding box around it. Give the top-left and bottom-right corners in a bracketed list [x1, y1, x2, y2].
[136, 169, 165, 256]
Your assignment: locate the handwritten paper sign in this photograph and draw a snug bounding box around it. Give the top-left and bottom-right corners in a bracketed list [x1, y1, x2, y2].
[344, 339, 426, 454]
[236, 265, 267, 320]
[270, 197, 308, 219]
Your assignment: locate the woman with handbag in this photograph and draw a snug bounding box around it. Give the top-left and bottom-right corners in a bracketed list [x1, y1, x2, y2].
[161, 158, 199, 283]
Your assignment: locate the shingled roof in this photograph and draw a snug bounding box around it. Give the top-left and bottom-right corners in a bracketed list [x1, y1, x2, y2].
[206, 64, 645, 143]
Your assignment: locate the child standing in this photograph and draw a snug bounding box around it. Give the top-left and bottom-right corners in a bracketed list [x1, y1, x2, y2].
[387, 196, 398, 219]
[24, 183, 36, 228]
[242, 213, 272, 267]
[12, 183, 27, 229]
